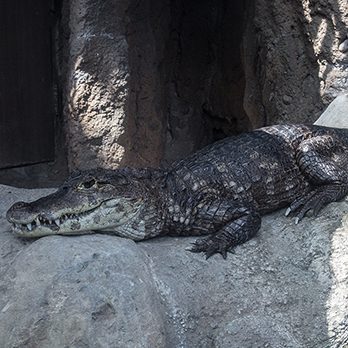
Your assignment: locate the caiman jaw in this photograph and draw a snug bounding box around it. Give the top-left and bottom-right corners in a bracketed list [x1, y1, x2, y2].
[8, 197, 145, 238]
[11, 206, 100, 237]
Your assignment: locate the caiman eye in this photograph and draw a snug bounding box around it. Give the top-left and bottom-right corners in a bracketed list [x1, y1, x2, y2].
[78, 178, 112, 190]
[80, 179, 96, 189]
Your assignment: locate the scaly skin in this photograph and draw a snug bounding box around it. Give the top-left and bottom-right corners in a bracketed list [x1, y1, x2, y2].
[6, 124, 348, 258]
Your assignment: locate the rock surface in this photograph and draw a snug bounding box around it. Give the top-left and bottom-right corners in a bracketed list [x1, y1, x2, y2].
[243, 0, 348, 126]
[1, 182, 348, 347]
[62, 0, 348, 170]
[63, 0, 252, 170]
[63, 0, 130, 171]
[315, 94, 348, 129]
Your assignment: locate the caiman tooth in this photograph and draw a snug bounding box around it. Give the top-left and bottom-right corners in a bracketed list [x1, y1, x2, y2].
[36, 217, 40, 225]
[27, 223, 32, 231]
[55, 219, 60, 226]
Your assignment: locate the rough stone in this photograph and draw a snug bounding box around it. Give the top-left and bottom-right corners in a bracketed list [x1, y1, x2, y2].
[339, 38, 348, 53]
[242, 1, 323, 125]
[300, 0, 348, 104]
[242, 0, 348, 125]
[0, 235, 166, 348]
[62, 0, 348, 170]
[63, 0, 252, 169]
[63, 0, 130, 171]
[315, 94, 348, 128]
[1, 180, 348, 347]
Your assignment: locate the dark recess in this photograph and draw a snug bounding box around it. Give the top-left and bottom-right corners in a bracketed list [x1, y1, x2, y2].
[162, 0, 249, 163]
[0, 0, 55, 168]
[0, 0, 67, 187]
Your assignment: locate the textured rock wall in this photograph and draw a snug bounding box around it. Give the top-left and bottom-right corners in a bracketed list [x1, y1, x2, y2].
[63, 0, 252, 170]
[243, 0, 348, 126]
[243, 0, 322, 125]
[64, 0, 130, 170]
[63, 0, 348, 170]
[302, 0, 348, 102]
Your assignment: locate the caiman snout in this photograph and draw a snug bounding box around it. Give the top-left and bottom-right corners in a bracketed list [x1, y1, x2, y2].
[6, 201, 31, 222]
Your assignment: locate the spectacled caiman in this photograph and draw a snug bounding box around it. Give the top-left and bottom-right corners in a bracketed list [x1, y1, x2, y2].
[6, 124, 348, 259]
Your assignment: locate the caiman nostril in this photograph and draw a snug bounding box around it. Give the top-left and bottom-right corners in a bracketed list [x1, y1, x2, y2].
[6, 201, 31, 223]
[13, 201, 29, 209]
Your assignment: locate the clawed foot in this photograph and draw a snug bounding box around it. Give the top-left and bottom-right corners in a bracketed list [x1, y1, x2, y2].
[284, 191, 316, 224]
[186, 237, 232, 259]
[285, 186, 341, 223]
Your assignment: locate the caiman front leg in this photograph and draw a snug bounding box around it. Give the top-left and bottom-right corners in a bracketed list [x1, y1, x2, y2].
[287, 135, 348, 222]
[188, 204, 261, 259]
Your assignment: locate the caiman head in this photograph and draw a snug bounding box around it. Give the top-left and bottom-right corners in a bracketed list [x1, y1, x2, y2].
[6, 168, 165, 240]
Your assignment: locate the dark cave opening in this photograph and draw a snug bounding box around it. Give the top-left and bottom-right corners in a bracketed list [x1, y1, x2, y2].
[162, 0, 251, 163]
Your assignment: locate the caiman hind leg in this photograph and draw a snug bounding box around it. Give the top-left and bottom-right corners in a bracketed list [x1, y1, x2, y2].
[287, 135, 348, 222]
[189, 205, 261, 259]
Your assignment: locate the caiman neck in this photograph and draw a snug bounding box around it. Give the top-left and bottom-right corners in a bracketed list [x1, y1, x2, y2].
[101, 194, 167, 241]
